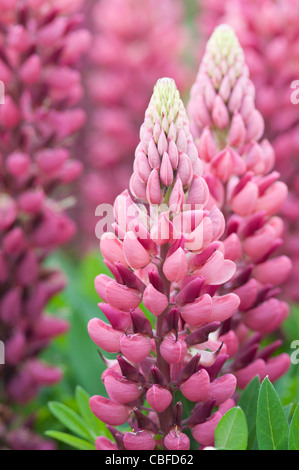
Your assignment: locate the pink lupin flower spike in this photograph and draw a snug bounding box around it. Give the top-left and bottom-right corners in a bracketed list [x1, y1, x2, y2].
[0, 1, 89, 450]
[198, 0, 299, 302]
[88, 77, 241, 450]
[188, 24, 292, 390]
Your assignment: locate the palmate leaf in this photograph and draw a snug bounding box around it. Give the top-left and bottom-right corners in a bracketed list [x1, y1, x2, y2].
[214, 407, 248, 450]
[256, 377, 289, 450]
[48, 401, 95, 441]
[47, 386, 112, 450]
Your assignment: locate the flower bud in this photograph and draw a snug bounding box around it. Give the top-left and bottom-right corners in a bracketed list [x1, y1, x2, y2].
[192, 412, 222, 446]
[181, 294, 212, 327]
[265, 354, 291, 383]
[195, 250, 236, 285]
[0, 194, 17, 230]
[164, 429, 190, 450]
[120, 334, 152, 363]
[90, 396, 131, 426]
[146, 168, 162, 205]
[105, 280, 141, 311]
[5, 331, 26, 365]
[95, 436, 118, 451]
[252, 256, 292, 286]
[210, 294, 240, 323]
[143, 284, 168, 317]
[160, 334, 187, 364]
[204, 374, 237, 406]
[123, 430, 156, 451]
[244, 299, 289, 334]
[103, 370, 142, 404]
[123, 231, 151, 269]
[19, 54, 42, 84]
[163, 247, 188, 282]
[26, 360, 62, 386]
[180, 369, 210, 402]
[100, 233, 127, 266]
[98, 303, 131, 331]
[234, 359, 266, 390]
[88, 318, 122, 353]
[146, 385, 172, 413]
[6, 152, 30, 177]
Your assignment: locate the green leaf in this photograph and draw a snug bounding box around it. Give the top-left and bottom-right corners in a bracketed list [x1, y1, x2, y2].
[238, 376, 260, 449]
[257, 377, 289, 450]
[75, 386, 110, 438]
[45, 431, 95, 451]
[284, 404, 294, 422]
[289, 404, 299, 450]
[214, 407, 248, 450]
[48, 402, 94, 441]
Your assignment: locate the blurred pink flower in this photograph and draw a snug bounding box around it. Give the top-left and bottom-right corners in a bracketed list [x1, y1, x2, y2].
[0, 0, 89, 450]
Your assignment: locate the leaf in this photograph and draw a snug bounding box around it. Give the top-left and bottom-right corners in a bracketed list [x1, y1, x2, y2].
[238, 376, 260, 449]
[214, 407, 248, 450]
[289, 404, 299, 450]
[257, 377, 289, 450]
[45, 431, 95, 451]
[48, 402, 94, 441]
[284, 404, 294, 422]
[75, 386, 110, 438]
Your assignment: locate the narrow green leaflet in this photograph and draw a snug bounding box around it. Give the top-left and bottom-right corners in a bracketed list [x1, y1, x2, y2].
[238, 376, 260, 450]
[45, 431, 95, 451]
[289, 404, 299, 450]
[48, 401, 95, 442]
[214, 407, 248, 450]
[257, 377, 289, 450]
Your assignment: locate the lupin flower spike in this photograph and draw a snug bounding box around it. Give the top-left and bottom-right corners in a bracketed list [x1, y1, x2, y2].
[88, 77, 242, 451]
[0, 1, 90, 450]
[188, 24, 291, 390]
[198, 0, 299, 302]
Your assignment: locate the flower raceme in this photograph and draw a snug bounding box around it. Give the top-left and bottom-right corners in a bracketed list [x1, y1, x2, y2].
[187, 25, 292, 389]
[198, 0, 299, 302]
[0, 0, 90, 450]
[88, 78, 250, 450]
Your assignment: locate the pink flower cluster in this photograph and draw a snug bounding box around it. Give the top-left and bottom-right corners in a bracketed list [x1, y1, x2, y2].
[197, 0, 299, 301]
[0, 404, 55, 450]
[188, 25, 291, 389]
[88, 75, 288, 451]
[0, 0, 90, 450]
[79, 0, 190, 247]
